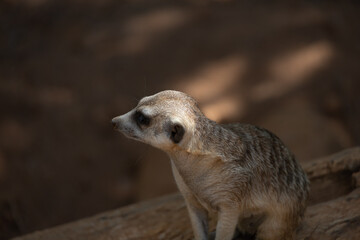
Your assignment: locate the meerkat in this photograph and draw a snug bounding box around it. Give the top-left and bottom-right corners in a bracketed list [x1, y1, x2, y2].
[112, 90, 309, 240]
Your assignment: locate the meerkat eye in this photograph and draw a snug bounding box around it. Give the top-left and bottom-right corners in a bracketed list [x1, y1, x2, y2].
[134, 111, 150, 126]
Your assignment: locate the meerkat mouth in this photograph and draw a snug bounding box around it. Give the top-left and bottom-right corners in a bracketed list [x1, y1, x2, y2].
[119, 128, 139, 140]
[125, 134, 138, 140]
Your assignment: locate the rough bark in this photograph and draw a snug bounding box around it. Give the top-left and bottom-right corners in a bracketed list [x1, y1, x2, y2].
[13, 147, 360, 240]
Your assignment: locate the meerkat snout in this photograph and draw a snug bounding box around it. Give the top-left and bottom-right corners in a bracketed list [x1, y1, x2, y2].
[111, 111, 140, 140]
[112, 90, 309, 240]
[111, 116, 124, 131]
[111, 118, 119, 129]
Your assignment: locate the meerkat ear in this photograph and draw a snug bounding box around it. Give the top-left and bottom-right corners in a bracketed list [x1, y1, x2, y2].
[169, 123, 185, 144]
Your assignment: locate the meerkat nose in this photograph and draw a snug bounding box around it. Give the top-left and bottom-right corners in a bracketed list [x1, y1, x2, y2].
[111, 118, 119, 129]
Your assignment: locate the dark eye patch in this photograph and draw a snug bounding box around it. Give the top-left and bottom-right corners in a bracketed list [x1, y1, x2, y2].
[134, 111, 150, 127]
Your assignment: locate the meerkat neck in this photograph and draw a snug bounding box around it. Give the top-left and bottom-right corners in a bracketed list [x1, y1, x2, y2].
[184, 116, 244, 161]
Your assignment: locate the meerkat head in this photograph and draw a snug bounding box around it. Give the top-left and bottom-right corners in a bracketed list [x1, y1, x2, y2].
[112, 90, 202, 152]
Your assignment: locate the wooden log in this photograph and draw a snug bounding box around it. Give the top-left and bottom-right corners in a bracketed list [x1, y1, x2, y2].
[13, 147, 360, 240]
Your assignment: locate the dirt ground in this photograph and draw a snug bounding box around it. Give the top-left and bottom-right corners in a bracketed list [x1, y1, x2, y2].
[0, 0, 359, 239]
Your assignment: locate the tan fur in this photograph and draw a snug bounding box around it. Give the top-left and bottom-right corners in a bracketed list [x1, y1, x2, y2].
[112, 90, 309, 240]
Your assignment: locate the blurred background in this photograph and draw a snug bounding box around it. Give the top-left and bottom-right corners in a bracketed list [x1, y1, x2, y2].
[0, 0, 359, 239]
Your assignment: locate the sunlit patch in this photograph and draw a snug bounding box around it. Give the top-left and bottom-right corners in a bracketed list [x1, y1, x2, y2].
[202, 95, 244, 122]
[176, 56, 246, 102]
[252, 41, 334, 101]
[120, 8, 189, 55]
[174, 56, 246, 121]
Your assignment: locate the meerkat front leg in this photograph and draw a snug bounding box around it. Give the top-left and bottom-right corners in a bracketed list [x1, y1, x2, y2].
[214, 208, 240, 240]
[186, 201, 209, 240]
[171, 161, 209, 240]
